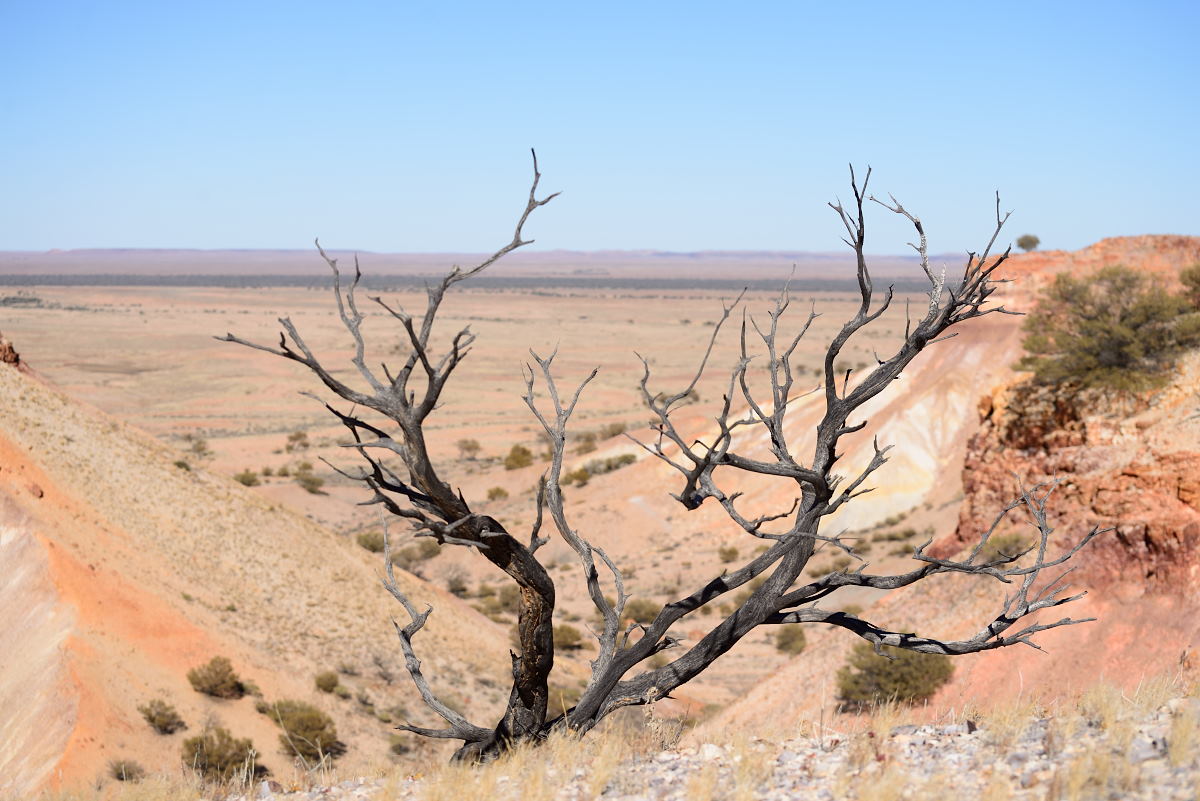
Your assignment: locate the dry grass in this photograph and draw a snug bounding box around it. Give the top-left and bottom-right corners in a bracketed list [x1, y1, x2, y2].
[28, 673, 1200, 801]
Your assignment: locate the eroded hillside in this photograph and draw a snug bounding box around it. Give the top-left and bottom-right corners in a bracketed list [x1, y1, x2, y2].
[0, 356, 529, 795]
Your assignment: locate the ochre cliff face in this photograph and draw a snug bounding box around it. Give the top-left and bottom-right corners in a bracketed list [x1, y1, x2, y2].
[940, 370, 1200, 591]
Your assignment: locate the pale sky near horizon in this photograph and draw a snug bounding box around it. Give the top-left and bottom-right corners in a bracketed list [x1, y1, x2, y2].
[2, 1, 1197, 255]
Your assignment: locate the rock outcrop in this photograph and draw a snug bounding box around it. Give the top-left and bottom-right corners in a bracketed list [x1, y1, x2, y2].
[941, 361, 1200, 591]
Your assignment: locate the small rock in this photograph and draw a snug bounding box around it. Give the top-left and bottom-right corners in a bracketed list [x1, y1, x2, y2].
[257, 780, 284, 799]
[699, 743, 724, 761]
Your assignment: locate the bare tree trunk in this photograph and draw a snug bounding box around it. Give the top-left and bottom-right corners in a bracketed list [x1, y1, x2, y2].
[222, 155, 1104, 759]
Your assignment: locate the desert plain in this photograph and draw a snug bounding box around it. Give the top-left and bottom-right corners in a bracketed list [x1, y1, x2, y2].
[2, 237, 1199, 797]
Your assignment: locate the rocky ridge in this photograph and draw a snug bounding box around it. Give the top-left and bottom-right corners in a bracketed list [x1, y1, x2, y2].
[222, 697, 1200, 801]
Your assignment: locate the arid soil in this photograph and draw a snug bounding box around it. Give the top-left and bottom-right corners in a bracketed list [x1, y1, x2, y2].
[2, 235, 1199, 795]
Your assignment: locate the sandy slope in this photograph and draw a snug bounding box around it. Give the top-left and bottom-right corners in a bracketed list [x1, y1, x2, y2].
[0, 365, 520, 794]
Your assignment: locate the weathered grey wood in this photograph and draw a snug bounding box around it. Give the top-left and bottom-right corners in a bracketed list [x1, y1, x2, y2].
[221, 158, 1103, 759]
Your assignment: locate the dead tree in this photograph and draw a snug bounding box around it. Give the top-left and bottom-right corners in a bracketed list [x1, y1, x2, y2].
[220, 153, 1102, 760]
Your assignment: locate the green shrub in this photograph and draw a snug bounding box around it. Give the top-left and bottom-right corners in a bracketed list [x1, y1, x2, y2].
[181, 726, 265, 782]
[553, 624, 584, 650]
[357, 530, 385, 553]
[333, 685, 352, 699]
[623, 598, 660, 624]
[314, 671, 340, 693]
[504, 444, 535, 470]
[389, 734, 412, 755]
[109, 759, 145, 782]
[1018, 264, 1200, 393]
[187, 656, 245, 699]
[138, 698, 187, 734]
[717, 545, 739, 563]
[486, 486, 509, 501]
[233, 469, 259, 487]
[775, 626, 807, 655]
[1016, 234, 1040, 252]
[836, 643, 954, 711]
[264, 700, 344, 763]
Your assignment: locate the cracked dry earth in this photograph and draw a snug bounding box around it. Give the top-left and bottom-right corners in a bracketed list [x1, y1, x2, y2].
[227, 698, 1200, 801]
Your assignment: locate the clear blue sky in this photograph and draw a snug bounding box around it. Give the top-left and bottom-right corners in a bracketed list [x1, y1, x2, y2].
[2, 1, 1197, 254]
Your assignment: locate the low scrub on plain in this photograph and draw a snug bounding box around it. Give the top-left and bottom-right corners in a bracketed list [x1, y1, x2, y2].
[503, 444, 535, 470]
[187, 656, 245, 699]
[314, 671, 340, 693]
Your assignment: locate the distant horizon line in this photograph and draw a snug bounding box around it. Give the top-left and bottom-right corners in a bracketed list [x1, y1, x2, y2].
[0, 246, 951, 258]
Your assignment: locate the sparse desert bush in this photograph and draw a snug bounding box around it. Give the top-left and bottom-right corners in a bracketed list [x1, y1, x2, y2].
[285, 430, 309, 451]
[109, 759, 146, 782]
[333, 685, 352, 699]
[187, 656, 245, 699]
[232, 469, 259, 487]
[389, 734, 412, 755]
[575, 432, 597, 454]
[357, 529, 385, 553]
[836, 643, 954, 711]
[775, 626, 807, 655]
[718, 544, 739, 563]
[262, 466, 273, 476]
[486, 486, 509, 500]
[504, 444, 535, 470]
[584, 453, 636, 476]
[138, 698, 187, 734]
[456, 438, 481, 459]
[174, 459, 190, 471]
[979, 532, 1030, 562]
[553, 624, 583, 650]
[314, 671, 340, 693]
[445, 566, 470, 598]
[563, 466, 591, 487]
[623, 598, 660, 624]
[295, 470, 325, 494]
[264, 699, 344, 763]
[181, 726, 264, 782]
[598, 422, 627, 439]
